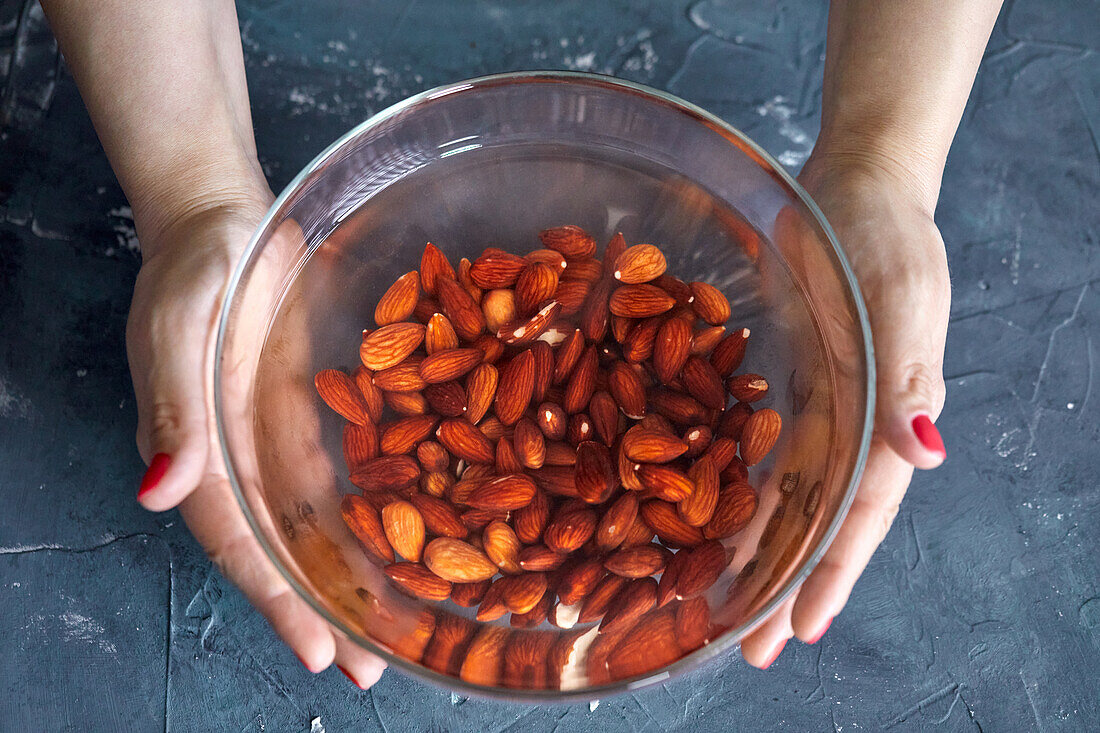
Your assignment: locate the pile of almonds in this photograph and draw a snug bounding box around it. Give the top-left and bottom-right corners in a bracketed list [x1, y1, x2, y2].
[315, 226, 780, 686]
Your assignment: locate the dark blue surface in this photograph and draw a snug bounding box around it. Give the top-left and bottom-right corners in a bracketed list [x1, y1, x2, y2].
[1, 0, 1098, 730]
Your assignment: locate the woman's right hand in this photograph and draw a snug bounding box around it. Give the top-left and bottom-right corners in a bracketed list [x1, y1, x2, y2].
[128, 194, 388, 689]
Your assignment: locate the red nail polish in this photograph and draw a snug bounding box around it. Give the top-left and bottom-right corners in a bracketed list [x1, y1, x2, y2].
[336, 664, 363, 689]
[138, 453, 171, 500]
[911, 415, 946, 459]
[762, 638, 787, 669]
[807, 617, 832, 645]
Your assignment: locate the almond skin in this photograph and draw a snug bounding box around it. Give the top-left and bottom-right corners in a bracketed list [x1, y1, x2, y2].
[636, 464, 695, 502]
[496, 301, 561, 345]
[382, 500, 426, 562]
[553, 279, 591, 315]
[557, 558, 607, 606]
[683, 424, 713, 458]
[374, 270, 420, 326]
[609, 284, 677, 318]
[450, 579, 491, 607]
[419, 241, 456, 296]
[419, 347, 483, 384]
[349, 455, 420, 492]
[383, 389, 429, 416]
[458, 256, 482, 302]
[437, 276, 487, 341]
[315, 369, 373, 425]
[340, 494, 394, 563]
[681, 356, 727, 410]
[380, 415, 438, 455]
[422, 612, 477, 677]
[596, 493, 639, 552]
[539, 225, 597, 259]
[607, 609, 680, 678]
[436, 417, 496, 464]
[515, 262, 560, 316]
[622, 316, 661, 362]
[495, 349, 536, 425]
[613, 244, 667, 284]
[604, 543, 669, 578]
[710, 327, 750, 376]
[359, 323, 425, 371]
[373, 358, 427, 393]
[423, 380, 468, 417]
[342, 422, 379, 468]
[465, 363, 498, 424]
[563, 344, 598, 414]
[607, 361, 647, 419]
[579, 278, 612, 342]
[543, 507, 598, 553]
[469, 247, 526, 289]
[459, 626, 509, 686]
[481, 288, 518, 331]
[702, 436, 739, 472]
[495, 436, 524, 474]
[574, 441, 616, 504]
[535, 402, 567, 440]
[640, 500, 704, 547]
[513, 416, 546, 469]
[652, 317, 693, 384]
[675, 539, 728, 599]
[423, 537, 499, 582]
[512, 490, 550, 544]
[353, 367, 386, 422]
[704, 482, 758, 538]
[691, 325, 726, 355]
[578, 574, 628, 624]
[384, 561, 452, 601]
[656, 547, 689, 607]
[600, 577, 657, 634]
[588, 391, 620, 446]
[727, 373, 769, 402]
[517, 544, 568, 572]
[679, 455, 720, 527]
[675, 597, 711, 652]
[525, 248, 568, 271]
[466, 473, 538, 510]
[501, 572, 549, 614]
[739, 408, 781, 465]
[410, 494, 468, 538]
[483, 520, 522, 573]
[475, 580, 509, 622]
[689, 281, 732, 325]
[424, 313, 459, 354]
[718, 401, 754, 441]
[621, 426, 689, 463]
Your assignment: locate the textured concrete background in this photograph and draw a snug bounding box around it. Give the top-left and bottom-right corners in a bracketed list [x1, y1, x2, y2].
[1, 0, 1098, 730]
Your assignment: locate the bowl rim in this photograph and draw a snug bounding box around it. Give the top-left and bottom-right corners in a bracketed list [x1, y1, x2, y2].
[214, 69, 875, 702]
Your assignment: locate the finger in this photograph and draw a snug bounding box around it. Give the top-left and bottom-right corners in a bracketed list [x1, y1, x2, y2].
[740, 596, 795, 669]
[790, 442, 912, 642]
[130, 311, 213, 512]
[179, 475, 337, 673]
[333, 634, 387, 690]
[867, 246, 950, 470]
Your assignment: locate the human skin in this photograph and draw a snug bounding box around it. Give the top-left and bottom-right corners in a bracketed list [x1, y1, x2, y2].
[40, 0, 1002, 683]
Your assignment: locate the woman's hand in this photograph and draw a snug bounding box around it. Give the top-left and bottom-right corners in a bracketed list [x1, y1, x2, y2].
[128, 196, 387, 688]
[739, 153, 951, 667]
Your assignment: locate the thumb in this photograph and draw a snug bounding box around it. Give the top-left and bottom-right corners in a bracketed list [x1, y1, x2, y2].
[131, 315, 213, 512]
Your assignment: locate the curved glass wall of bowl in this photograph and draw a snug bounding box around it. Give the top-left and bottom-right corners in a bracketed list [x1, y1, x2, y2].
[216, 72, 873, 701]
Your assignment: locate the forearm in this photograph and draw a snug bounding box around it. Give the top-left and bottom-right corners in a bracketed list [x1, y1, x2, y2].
[813, 0, 1003, 211]
[40, 0, 268, 247]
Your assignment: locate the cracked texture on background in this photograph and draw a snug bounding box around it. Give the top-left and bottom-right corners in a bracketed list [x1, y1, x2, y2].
[0, 0, 1097, 730]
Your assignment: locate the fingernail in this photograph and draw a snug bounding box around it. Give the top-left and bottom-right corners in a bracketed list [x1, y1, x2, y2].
[762, 638, 787, 669]
[807, 617, 832, 645]
[138, 453, 171, 500]
[911, 415, 946, 459]
[336, 664, 364, 689]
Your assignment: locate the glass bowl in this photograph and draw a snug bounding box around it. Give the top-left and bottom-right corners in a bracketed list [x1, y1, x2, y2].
[215, 71, 873, 701]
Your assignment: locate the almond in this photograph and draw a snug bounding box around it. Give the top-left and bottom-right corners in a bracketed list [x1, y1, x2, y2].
[436, 417, 496, 464]
[423, 537, 498, 582]
[702, 436, 739, 472]
[465, 363, 498, 424]
[518, 544, 568, 572]
[535, 402, 567, 440]
[562, 257, 603, 283]
[314, 369, 372, 425]
[607, 609, 680, 678]
[383, 561, 451, 601]
[578, 574, 628, 624]
[704, 482, 757, 538]
[459, 626, 509, 686]
[513, 417, 546, 469]
[495, 349, 535, 425]
[636, 464, 695, 502]
[503, 630, 554, 687]
[677, 599, 714, 653]
[472, 333, 505, 363]
[710, 327, 749, 376]
[544, 440, 576, 466]
[602, 231, 628, 275]
[727, 373, 769, 402]
[579, 278, 612, 342]
[622, 315, 661, 362]
[683, 424, 713, 458]
[475, 579, 509, 621]
[691, 325, 726, 355]
[413, 296, 442, 324]
[495, 437, 524, 474]
[349, 455, 420, 492]
[607, 361, 647, 419]
[483, 520, 522, 573]
[610, 314, 635, 343]
[343, 422, 379, 468]
[525, 248, 568, 271]
[681, 356, 726, 410]
[567, 413, 594, 444]
[353, 367, 385, 422]
[656, 547, 689, 607]
[679, 455, 720, 527]
[600, 577, 657, 634]
[419, 242, 456, 297]
[420, 470, 454, 498]
[610, 284, 676, 318]
[359, 323, 425, 371]
[739, 408, 781, 465]
[467, 473, 537, 510]
[574, 441, 615, 504]
[515, 262, 560, 316]
[588, 391, 619, 446]
[469, 247, 526, 289]
[539, 225, 597, 259]
[437, 276, 486, 341]
[604, 543, 669, 578]
[512, 490, 550, 544]
[595, 493, 639, 552]
[374, 270, 420, 326]
[550, 331, 584, 388]
[553, 278, 591, 315]
[675, 539, 728, 599]
[423, 380, 468, 417]
[451, 581, 489, 613]
[617, 441, 645, 492]
[390, 609, 436, 663]
[532, 465, 579, 498]
[383, 389, 429, 416]
[382, 500, 426, 562]
[373, 358, 426, 392]
[481, 288, 517, 331]
[689, 281, 731, 325]
[501, 572, 548, 614]
[647, 389, 707, 426]
[458, 256, 482, 302]
[419, 347, 482, 383]
[640, 500, 704, 547]
[563, 344, 598, 413]
[717, 400, 754, 440]
[496, 300, 561, 345]
[621, 426, 689, 463]
[422, 612, 476, 676]
[653, 273, 694, 307]
[380, 415, 438, 455]
[558, 558, 606, 606]
[423, 313, 458, 355]
[543, 507, 598, 552]
[340, 494, 394, 563]
[652, 317, 692, 384]
[410, 494, 467, 539]
[613, 244, 666, 284]
[620, 513, 655, 546]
